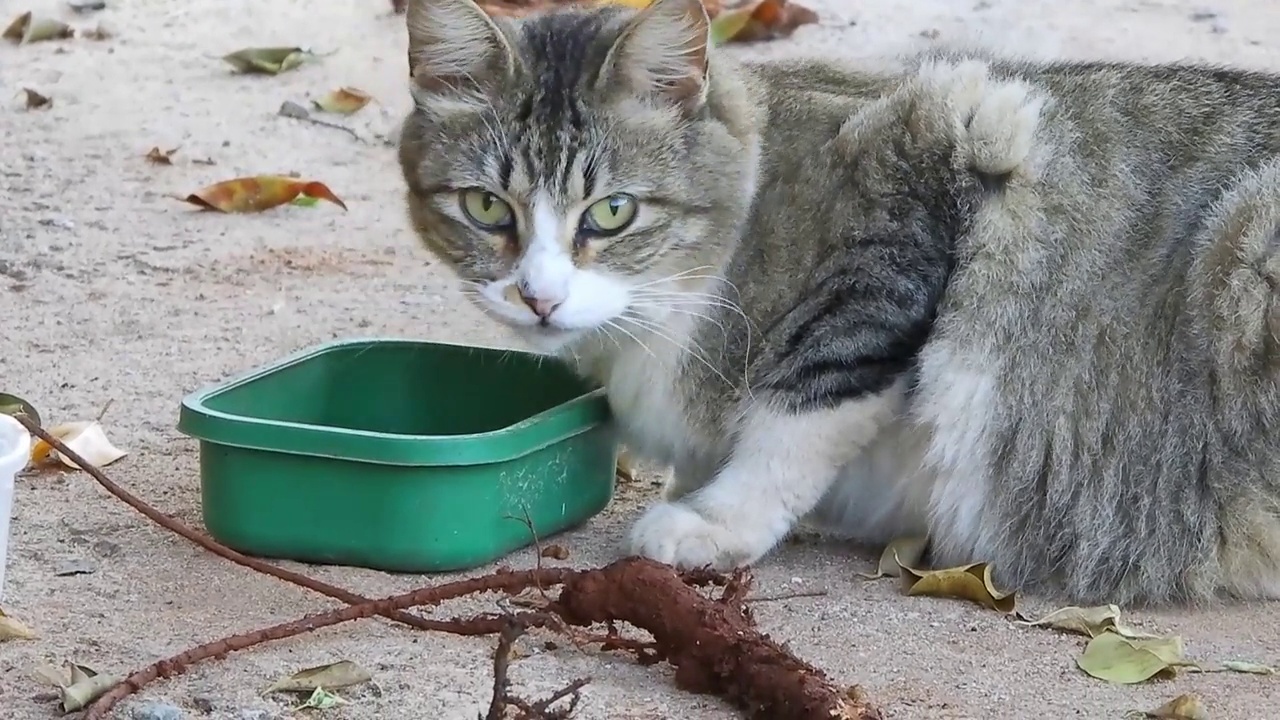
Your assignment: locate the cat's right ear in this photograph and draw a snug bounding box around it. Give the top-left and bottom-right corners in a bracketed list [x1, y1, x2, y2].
[598, 0, 711, 114]
[405, 0, 516, 110]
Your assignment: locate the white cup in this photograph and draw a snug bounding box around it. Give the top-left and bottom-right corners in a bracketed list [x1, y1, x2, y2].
[0, 414, 32, 603]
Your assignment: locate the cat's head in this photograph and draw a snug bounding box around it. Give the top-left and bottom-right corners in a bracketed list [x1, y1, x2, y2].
[397, 0, 758, 353]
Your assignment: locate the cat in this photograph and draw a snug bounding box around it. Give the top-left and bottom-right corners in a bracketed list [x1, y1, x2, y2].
[395, 0, 1280, 607]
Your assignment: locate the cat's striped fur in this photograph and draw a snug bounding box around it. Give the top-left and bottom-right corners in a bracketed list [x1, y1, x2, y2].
[397, 0, 1280, 606]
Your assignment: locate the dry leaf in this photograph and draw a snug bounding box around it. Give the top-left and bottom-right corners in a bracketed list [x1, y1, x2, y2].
[222, 47, 314, 75]
[265, 660, 372, 695]
[858, 536, 928, 579]
[541, 543, 570, 560]
[898, 560, 1016, 613]
[28, 421, 127, 470]
[1221, 659, 1276, 675]
[0, 607, 37, 641]
[1014, 604, 1155, 639]
[21, 88, 51, 110]
[709, 0, 818, 45]
[0, 393, 41, 427]
[615, 446, 636, 482]
[1077, 631, 1195, 684]
[294, 687, 348, 710]
[1126, 693, 1209, 720]
[312, 87, 373, 115]
[33, 662, 123, 712]
[3, 12, 74, 44]
[146, 146, 179, 165]
[178, 176, 348, 213]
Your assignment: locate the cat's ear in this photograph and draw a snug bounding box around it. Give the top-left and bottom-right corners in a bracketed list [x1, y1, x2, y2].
[406, 0, 516, 107]
[599, 0, 711, 113]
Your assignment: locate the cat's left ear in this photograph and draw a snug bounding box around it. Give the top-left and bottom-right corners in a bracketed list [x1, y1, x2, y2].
[405, 0, 517, 109]
[598, 0, 711, 114]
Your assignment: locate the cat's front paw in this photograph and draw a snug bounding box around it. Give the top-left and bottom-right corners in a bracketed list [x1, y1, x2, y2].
[626, 501, 763, 571]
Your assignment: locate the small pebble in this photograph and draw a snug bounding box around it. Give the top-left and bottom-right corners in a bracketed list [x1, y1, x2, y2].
[133, 701, 184, 720]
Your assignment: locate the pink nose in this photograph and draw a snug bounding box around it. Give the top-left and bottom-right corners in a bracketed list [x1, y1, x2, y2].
[518, 289, 561, 320]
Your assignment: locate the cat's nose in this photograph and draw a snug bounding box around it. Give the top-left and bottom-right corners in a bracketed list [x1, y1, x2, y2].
[518, 288, 561, 320]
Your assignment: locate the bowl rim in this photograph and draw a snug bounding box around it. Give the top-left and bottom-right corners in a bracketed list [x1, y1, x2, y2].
[176, 337, 614, 467]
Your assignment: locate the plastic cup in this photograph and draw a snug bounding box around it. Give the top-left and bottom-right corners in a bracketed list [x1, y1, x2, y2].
[0, 414, 31, 603]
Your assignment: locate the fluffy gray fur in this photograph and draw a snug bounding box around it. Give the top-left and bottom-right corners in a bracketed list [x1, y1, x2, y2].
[397, 0, 1280, 607]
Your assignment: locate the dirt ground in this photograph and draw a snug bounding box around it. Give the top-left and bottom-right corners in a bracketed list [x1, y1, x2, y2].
[3, 0, 1280, 718]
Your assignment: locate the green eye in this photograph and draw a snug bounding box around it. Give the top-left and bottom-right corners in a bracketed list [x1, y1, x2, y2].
[460, 189, 514, 230]
[581, 194, 638, 235]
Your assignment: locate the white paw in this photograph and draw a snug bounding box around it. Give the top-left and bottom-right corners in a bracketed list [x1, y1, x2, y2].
[626, 501, 763, 571]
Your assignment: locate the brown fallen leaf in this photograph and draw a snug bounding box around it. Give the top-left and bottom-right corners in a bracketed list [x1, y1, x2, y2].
[898, 560, 1016, 613]
[857, 536, 928, 580]
[264, 660, 373, 695]
[145, 146, 179, 165]
[21, 88, 52, 110]
[709, 0, 819, 45]
[0, 607, 38, 641]
[3, 12, 74, 44]
[615, 445, 636, 482]
[1126, 693, 1209, 720]
[313, 87, 373, 115]
[177, 176, 348, 213]
[222, 46, 315, 75]
[541, 544, 570, 561]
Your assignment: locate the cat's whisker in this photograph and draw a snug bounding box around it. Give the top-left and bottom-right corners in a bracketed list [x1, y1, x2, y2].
[618, 312, 738, 391]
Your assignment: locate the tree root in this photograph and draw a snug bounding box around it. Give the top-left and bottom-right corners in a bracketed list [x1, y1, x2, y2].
[14, 413, 881, 720]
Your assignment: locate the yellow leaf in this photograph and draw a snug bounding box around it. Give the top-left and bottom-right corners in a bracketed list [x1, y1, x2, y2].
[857, 536, 928, 580]
[3, 12, 73, 44]
[1077, 631, 1195, 684]
[29, 421, 127, 470]
[265, 660, 373, 695]
[898, 561, 1016, 613]
[222, 47, 314, 75]
[1014, 604, 1156, 639]
[1125, 693, 1209, 720]
[0, 607, 37, 641]
[312, 87, 373, 115]
[177, 176, 347, 213]
[33, 662, 123, 712]
[709, 6, 754, 45]
[595, 0, 654, 8]
[294, 687, 347, 710]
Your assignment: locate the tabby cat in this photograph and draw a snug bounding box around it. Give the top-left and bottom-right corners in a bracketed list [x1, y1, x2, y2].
[396, 0, 1280, 606]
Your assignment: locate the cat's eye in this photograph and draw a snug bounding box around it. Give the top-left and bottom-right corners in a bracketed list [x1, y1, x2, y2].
[460, 189, 514, 230]
[581, 194, 638, 236]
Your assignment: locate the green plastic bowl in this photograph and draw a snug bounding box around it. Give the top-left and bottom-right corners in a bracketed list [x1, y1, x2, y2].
[176, 338, 618, 573]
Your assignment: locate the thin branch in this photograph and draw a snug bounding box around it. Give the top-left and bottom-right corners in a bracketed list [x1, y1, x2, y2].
[12, 413, 445, 632]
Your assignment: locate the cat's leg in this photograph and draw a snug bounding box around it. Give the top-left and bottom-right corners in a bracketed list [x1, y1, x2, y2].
[627, 381, 907, 571]
[801, 414, 934, 544]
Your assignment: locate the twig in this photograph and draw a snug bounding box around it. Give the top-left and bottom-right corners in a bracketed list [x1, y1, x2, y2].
[520, 677, 591, 719]
[485, 619, 525, 720]
[12, 413, 447, 633]
[294, 114, 367, 143]
[83, 566, 574, 719]
[744, 589, 830, 604]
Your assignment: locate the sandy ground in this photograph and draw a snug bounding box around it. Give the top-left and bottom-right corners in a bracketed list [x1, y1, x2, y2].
[3, 0, 1280, 718]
